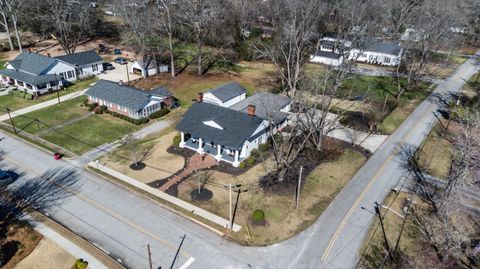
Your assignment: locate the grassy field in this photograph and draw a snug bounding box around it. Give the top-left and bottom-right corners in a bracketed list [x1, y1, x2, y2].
[177, 147, 367, 245]
[418, 123, 453, 179]
[462, 72, 480, 100]
[0, 76, 97, 115]
[8, 97, 87, 135]
[40, 114, 139, 155]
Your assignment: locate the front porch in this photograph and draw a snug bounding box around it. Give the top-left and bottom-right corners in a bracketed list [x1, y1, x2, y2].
[180, 132, 245, 167]
[0, 75, 62, 95]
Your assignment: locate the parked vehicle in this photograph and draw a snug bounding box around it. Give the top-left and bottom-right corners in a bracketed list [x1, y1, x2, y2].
[114, 48, 122, 55]
[114, 57, 127, 65]
[98, 44, 109, 53]
[103, 62, 115, 70]
[54, 153, 62, 160]
[0, 170, 14, 186]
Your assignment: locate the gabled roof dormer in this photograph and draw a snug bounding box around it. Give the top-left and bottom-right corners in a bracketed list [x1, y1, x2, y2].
[202, 120, 224, 130]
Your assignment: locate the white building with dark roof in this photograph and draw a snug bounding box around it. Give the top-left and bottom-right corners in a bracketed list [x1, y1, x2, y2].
[176, 82, 291, 167]
[202, 82, 247, 107]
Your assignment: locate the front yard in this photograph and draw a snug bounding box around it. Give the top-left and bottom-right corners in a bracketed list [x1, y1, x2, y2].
[0, 76, 97, 116]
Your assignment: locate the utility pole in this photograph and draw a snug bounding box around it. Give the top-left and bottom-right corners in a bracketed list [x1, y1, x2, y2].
[375, 202, 393, 261]
[6, 107, 17, 134]
[231, 187, 247, 229]
[147, 244, 153, 269]
[229, 183, 232, 230]
[170, 234, 186, 269]
[296, 166, 303, 209]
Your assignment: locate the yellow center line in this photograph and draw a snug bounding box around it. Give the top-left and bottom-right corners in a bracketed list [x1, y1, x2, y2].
[3, 155, 191, 258]
[321, 102, 436, 261]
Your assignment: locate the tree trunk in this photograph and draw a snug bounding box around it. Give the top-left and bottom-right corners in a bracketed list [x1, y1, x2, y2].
[1, 12, 13, 51]
[12, 16, 21, 52]
[168, 32, 175, 78]
[197, 39, 202, 76]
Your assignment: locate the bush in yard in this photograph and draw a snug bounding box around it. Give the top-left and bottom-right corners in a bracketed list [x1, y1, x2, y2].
[238, 161, 246, 169]
[273, 133, 283, 143]
[246, 155, 256, 166]
[93, 106, 103, 114]
[259, 143, 269, 152]
[250, 149, 260, 158]
[87, 102, 98, 111]
[148, 108, 170, 119]
[72, 259, 88, 269]
[100, 105, 108, 113]
[172, 134, 181, 146]
[24, 93, 33, 100]
[252, 209, 265, 222]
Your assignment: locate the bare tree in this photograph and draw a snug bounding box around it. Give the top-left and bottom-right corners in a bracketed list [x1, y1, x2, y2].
[0, 0, 13, 51]
[177, 0, 220, 75]
[155, 0, 177, 78]
[5, 0, 24, 52]
[38, 0, 93, 54]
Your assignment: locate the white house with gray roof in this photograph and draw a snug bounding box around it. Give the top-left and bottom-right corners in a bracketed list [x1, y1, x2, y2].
[177, 85, 291, 167]
[202, 82, 247, 107]
[55, 50, 104, 78]
[0, 50, 104, 95]
[310, 37, 403, 67]
[85, 79, 173, 119]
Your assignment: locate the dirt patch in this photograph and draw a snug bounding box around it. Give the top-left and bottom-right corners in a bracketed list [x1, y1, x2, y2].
[0, 221, 42, 269]
[100, 132, 184, 184]
[14, 238, 76, 269]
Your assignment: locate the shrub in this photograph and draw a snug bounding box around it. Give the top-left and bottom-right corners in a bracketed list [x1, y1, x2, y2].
[24, 93, 33, 100]
[93, 106, 103, 114]
[100, 105, 108, 113]
[140, 117, 149, 124]
[149, 108, 170, 119]
[246, 155, 256, 166]
[172, 134, 181, 146]
[87, 102, 98, 111]
[258, 143, 269, 152]
[273, 133, 283, 143]
[250, 149, 260, 158]
[238, 161, 246, 169]
[252, 209, 265, 222]
[72, 259, 88, 269]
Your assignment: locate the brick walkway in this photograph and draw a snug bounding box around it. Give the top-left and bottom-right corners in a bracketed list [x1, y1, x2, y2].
[159, 153, 217, 192]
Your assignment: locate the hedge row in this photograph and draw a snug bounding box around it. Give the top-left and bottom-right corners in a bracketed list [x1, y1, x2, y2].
[149, 108, 170, 119]
[106, 110, 149, 125]
[10, 90, 33, 100]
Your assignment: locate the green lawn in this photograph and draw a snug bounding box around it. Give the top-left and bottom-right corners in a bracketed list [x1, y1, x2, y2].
[40, 114, 139, 155]
[0, 76, 97, 115]
[431, 52, 468, 65]
[8, 97, 87, 135]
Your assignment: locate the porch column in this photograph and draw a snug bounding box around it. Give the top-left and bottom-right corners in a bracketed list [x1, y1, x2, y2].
[197, 138, 204, 153]
[215, 144, 222, 161]
[179, 132, 185, 148]
[233, 150, 239, 167]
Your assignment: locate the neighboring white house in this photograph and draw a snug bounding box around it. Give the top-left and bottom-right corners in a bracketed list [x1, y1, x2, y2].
[177, 85, 291, 167]
[55, 50, 104, 78]
[310, 37, 403, 67]
[0, 50, 104, 95]
[202, 82, 247, 107]
[130, 59, 168, 78]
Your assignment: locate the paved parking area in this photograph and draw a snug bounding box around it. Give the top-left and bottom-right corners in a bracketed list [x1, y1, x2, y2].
[98, 61, 141, 83]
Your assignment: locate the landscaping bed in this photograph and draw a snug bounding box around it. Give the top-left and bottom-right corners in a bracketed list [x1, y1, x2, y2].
[176, 139, 367, 245]
[0, 220, 43, 269]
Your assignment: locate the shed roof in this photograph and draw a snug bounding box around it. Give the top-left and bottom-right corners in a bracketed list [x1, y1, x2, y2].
[206, 82, 247, 103]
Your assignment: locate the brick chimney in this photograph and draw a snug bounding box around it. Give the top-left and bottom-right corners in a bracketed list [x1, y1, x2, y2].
[47, 53, 51, 57]
[247, 105, 256, 116]
[197, 92, 204, 103]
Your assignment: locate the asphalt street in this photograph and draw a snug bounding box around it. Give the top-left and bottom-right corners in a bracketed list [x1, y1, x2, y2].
[0, 56, 478, 269]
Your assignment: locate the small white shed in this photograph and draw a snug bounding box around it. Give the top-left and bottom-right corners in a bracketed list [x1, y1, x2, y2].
[130, 60, 168, 78]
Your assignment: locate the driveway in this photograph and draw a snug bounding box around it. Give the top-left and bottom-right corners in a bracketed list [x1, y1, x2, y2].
[98, 62, 141, 83]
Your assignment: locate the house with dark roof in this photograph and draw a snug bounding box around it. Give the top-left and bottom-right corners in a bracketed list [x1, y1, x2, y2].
[84, 79, 173, 119]
[202, 82, 247, 107]
[0, 50, 104, 95]
[55, 50, 104, 78]
[310, 37, 403, 67]
[177, 86, 291, 167]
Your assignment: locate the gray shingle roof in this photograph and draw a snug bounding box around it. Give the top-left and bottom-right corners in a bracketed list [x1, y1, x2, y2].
[176, 102, 264, 149]
[230, 92, 291, 123]
[206, 82, 246, 102]
[0, 69, 57, 86]
[151, 86, 172, 97]
[361, 39, 402, 56]
[55, 50, 104, 66]
[10, 52, 57, 75]
[313, 50, 343, 59]
[85, 80, 172, 111]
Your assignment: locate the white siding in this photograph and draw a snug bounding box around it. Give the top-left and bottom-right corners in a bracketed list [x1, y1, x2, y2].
[79, 61, 104, 76]
[310, 55, 343, 66]
[203, 92, 246, 107]
[46, 62, 77, 82]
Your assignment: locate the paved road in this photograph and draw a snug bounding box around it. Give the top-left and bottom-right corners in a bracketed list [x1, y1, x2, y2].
[0, 57, 478, 269]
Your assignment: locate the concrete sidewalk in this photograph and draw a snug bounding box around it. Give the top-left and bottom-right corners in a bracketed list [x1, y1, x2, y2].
[0, 89, 88, 122]
[87, 161, 242, 232]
